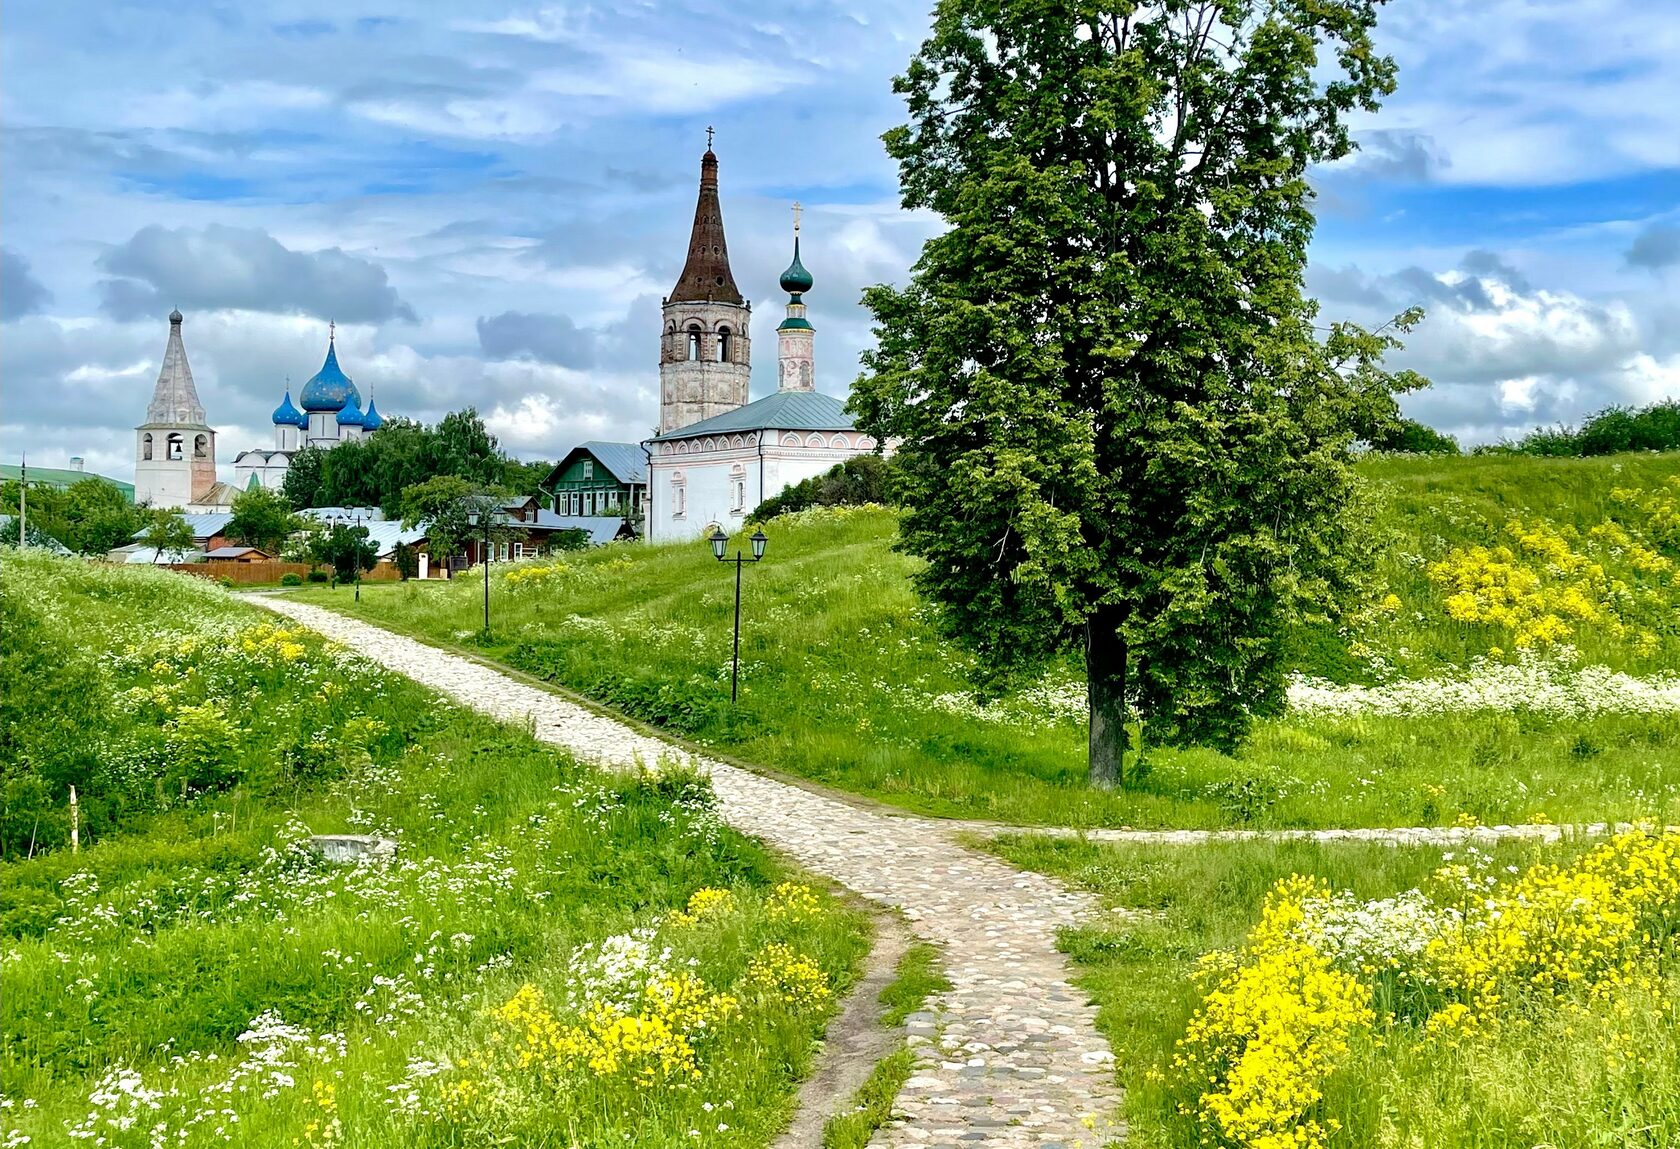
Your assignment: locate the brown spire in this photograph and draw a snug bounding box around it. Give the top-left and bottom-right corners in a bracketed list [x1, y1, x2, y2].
[668, 148, 744, 305]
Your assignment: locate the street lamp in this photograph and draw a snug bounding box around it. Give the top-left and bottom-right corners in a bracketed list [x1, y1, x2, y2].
[472, 504, 509, 635]
[353, 513, 364, 602]
[712, 527, 768, 703]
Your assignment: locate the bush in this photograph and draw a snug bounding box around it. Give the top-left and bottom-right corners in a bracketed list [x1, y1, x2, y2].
[279, 573, 303, 587]
[1366, 417, 1460, 455]
[1485, 400, 1680, 457]
[218, 576, 235, 589]
[306, 570, 329, 583]
[754, 455, 897, 521]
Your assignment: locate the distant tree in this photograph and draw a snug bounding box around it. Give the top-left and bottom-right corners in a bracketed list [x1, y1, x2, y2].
[316, 522, 379, 585]
[435, 409, 504, 486]
[227, 485, 301, 554]
[753, 456, 898, 520]
[852, 0, 1427, 785]
[281, 446, 326, 509]
[1578, 401, 1680, 456]
[60, 479, 148, 555]
[141, 509, 196, 564]
[501, 457, 554, 501]
[1367, 418, 1460, 456]
[392, 540, 419, 581]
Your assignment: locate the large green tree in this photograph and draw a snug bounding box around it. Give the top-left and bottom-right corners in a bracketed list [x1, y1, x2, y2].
[226, 485, 302, 554]
[851, 0, 1428, 784]
[140, 510, 196, 565]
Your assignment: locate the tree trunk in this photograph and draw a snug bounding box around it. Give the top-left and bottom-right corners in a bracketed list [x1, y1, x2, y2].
[1086, 607, 1128, 788]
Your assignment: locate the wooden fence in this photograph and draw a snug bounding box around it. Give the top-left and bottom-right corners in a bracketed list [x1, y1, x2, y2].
[167, 561, 405, 585]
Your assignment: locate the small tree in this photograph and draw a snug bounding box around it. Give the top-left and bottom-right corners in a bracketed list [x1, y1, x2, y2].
[280, 446, 327, 510]
[141, 510, 196, 564]
[227, 485, 302, 554]
[61, 480, 147, 555]
[392, 540, 419, 580]
[317, 523, 378, 585]
[399, 476, 521, 568]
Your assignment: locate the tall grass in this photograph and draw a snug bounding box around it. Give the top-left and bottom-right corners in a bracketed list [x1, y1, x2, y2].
[295, 454, 1680, 830]
[0, 553, 871, 1147]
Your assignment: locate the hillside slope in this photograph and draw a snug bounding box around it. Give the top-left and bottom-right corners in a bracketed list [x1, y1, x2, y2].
[298, 453, 1680, 830]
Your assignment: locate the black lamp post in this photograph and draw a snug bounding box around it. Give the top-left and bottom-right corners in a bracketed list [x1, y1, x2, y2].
[711, 526, 768, 703]
[353, 513, 363, 602]
[473, 504, 508, 635]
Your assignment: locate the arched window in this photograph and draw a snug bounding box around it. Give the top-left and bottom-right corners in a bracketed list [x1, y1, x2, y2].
[194, 434, 209, 458]
[142, 433, 153, 461]
[717, 326, 731, 362]
[800, 362, 812, 387]
[687, 325, 702, 361]
[166, 433, 184, 461]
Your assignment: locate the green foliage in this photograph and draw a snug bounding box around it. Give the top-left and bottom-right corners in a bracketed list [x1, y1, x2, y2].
[140, 508, 196, 563]
[279, 572, 304, 587]
[1483, 400, 1680, 458]
[1367, 418, 1461, 455]
[754, 456, 897, 522]
[398, 476, 520, 563]
[305, 570, 329, 583]
[290, 469, 1680, 832]
[310, 522, 378, 583]
[0, 477, 145, 555]
[226, 484, 300, 553]
[281, 409, 546, 517]
[0, 553, 871, 1146]
[392, 540, 419, 580]
[853, 0, 1426, 781]
[990, 835, 1679, 1149]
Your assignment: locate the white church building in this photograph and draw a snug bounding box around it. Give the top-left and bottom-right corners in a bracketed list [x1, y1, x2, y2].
[233, 324, 387, 491]
[644, 147, 877, 542]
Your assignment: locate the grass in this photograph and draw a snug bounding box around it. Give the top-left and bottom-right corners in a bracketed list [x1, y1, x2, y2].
[821, 942, 951, 1149]
[988, 832, 1680, 1148]
[0, 553, 872, 1147]
[290, 453, 1680, 831]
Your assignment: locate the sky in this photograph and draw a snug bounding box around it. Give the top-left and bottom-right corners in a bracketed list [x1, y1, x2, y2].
[2, 1, 1677, 484]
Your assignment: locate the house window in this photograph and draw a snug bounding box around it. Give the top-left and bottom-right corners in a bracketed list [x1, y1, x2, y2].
[499, 542, 510, 561]
[717, 327, 731, 362]
[514, 542, 525, 560]
[687, 325, 702, 361]
[582, 459, 593, 479]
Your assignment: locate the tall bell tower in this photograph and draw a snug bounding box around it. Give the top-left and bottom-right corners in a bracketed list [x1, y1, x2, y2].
[134, 309, 217, 508]
[659, 135, 751, 434]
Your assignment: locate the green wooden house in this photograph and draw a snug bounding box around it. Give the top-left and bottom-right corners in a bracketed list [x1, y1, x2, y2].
[541, 442, 647, 519]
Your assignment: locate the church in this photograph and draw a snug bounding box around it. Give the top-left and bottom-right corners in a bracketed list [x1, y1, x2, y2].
[639, 146, 878, 542]
[133, 310, 389, 510]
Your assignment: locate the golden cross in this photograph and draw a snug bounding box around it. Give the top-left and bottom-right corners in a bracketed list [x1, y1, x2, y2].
[792, 200, 802, 234]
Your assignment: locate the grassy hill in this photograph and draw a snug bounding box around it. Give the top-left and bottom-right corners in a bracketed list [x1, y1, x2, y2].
[296, 452, 1680, 831]
[0, 553, 869, 1147]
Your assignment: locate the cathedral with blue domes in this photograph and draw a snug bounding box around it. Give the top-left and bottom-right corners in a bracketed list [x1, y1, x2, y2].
[233, 324, 388, 492]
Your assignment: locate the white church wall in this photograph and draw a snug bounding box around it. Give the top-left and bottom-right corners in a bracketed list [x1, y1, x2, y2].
[646, 436, 874, 543]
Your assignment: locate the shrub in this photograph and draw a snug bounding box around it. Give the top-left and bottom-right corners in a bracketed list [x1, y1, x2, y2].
[279, 572, 303, 587]
[306, 570, 329, 583]
[1366, 417, 1460, 455]
[218, 576, 235, 589]
[753, 455, 897, 521]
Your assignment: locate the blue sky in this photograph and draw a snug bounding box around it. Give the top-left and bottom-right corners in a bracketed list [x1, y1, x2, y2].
[3, 1, 1677, 483]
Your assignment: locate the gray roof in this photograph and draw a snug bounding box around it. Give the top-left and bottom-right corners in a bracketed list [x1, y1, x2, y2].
[649, 390, 855, 442]
[526, 513, 633, 545]
[130, 512, 233, 543]
[117, 546, 207, 564]
[142, 311, 209, 428]
[570, 441, 647, 485]
[205, 545, 267, 558]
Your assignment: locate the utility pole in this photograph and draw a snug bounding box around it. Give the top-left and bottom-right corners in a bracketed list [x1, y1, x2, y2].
[17, 454, 25, 547]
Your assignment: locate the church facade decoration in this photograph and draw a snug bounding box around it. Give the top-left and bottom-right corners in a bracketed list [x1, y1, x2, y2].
[644, 151, 877, 543]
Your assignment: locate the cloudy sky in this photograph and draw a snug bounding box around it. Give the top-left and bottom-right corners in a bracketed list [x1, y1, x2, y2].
[3, 1, 1677, 482]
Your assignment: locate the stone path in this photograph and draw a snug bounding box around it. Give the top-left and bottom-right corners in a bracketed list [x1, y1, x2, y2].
[258, 598, 1125, 1148]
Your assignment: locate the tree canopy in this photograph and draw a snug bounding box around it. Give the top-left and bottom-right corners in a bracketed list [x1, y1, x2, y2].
[0, 478, 146, 556]
[281, 409, 551, 515]
[851, 0, 1427, 783]
[226, 485, 301, 554]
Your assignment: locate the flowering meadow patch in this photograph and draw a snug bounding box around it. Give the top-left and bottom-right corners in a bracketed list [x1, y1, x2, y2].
[0, 554, 869, 1147]
[1163, 830, 1680, 1148]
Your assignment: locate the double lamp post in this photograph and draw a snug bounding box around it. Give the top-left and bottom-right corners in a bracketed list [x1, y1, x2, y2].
[711, 527, 767, 704]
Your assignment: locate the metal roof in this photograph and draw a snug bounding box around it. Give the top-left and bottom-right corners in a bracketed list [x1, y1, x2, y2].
[205, 546, 268, 558]
[649, 390, 855, 442]
[0, 464, 135, 499]
[554, 441, 647, 486]
[142, 310, 209, 428]
[129, 512, 233, 543]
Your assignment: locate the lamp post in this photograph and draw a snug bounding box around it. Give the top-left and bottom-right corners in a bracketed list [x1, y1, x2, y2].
[473, 504, 508, 636]
[353, 513, 363, 602]
[711, 526, 767, 703]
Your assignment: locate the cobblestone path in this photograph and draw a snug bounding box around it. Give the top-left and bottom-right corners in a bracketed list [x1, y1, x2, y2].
[259, 599, 1125, 1148]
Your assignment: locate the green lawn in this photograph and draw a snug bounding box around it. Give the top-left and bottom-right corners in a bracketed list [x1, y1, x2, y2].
[0, 553, 871, 1147]
[290, 453, 1680, 831]
[987, 831, 1680, 1148]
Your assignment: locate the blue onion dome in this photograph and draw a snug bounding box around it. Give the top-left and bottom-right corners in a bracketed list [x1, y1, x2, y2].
[362, 397, 385, 431]
[336, 394, 366, 428]
[779, 236, 813, 296]
[299, 335, 361, 413]
[271, 389, 307, 428]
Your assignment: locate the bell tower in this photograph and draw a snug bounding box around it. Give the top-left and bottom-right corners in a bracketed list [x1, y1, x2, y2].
[776, 202, 815, 392]
[134, 309, 217, 508]
[659, 135, 751, 434]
